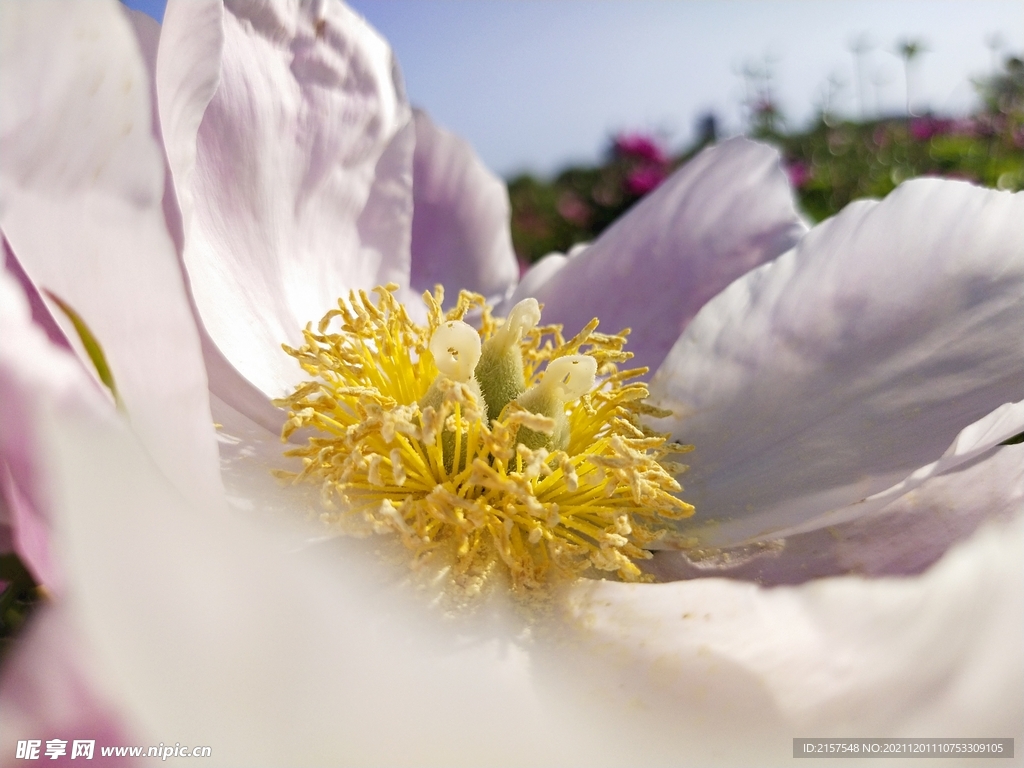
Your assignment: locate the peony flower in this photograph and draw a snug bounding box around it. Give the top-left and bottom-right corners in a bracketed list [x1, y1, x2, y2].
[613, 132, 670, 166]
[2, 1, 1022, 764]
[784, 159, 812, 190]
[909, 115, 953, 142]
[624, 164, 667, 196]
[613, 131, 670, 195]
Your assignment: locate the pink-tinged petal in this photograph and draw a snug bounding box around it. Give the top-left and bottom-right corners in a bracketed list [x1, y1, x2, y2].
[563, 512, 1023, 739]
[2, 238, 69, 353]
[511, 251, 568, 303]
[0, 260, 112, 589]
[0, 606, 140, 767]
[510, 138, 806, 374]
[767, 398, 1024, 540]
[124, 8, 160, 75]
[158, 0, 415, 401]
[684, 399, 1024, 549]
[410, 109, 518, 305]
[0, 255, 144, 761]
[0, 494, 12, 553]
[647, 442, 1024, 584]
[650, 180, 1024, 545]
[1, 242, 70, 587]
[0, 467, 58, 592]
[124, 2, 287, 436]
[0, 1, 223, 509]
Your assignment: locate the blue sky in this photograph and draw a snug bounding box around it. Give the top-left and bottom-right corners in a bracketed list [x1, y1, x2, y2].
[129, 0, 1023, 177]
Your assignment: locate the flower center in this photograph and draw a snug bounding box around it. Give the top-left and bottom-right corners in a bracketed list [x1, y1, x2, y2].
[275, 284, 694, 593]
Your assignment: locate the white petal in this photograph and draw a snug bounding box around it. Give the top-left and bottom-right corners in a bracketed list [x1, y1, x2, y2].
[651, 180, 1024, 545]
[125, 3, 290, 438]
[158, 0, 416, 400]
[1, 238, 71, 356]
[32, 340, 688, 766]
[647, 442, 1024, 584]
[563, 512, 1023, 740]
[511, 138, 806, 375]
[771, 398, 1024, 539]
[144, 0, 287, 437]
[410, 109, 518, 305]
[209, 392, 321, 526]
[506, 252, 567, 308]
[0, 0, 223, 508]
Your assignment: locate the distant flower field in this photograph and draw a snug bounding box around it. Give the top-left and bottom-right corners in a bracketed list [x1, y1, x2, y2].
[510, 55, 1024, 265]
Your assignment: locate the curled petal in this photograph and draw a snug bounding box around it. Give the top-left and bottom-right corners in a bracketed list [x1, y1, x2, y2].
[509, 138, 806, 374]
[647, 442, 1024, 584]
[158, 0, 415, 400]
[0, 0, 222, 508]
[410, 109, 518, 306]
[651, 180, 1024, 544]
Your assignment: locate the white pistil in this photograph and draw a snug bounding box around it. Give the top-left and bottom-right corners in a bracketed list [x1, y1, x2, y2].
[539, 355, 598, 400]
[422, 320, 486, 413]
[496, 298, 541, 345]
[516, 354, 598, 451]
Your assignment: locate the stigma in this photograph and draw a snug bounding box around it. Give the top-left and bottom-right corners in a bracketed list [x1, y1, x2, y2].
[275, 284, 694, 593]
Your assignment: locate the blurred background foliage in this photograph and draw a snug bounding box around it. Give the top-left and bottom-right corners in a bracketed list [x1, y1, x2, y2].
[509, 53, 1024, 265]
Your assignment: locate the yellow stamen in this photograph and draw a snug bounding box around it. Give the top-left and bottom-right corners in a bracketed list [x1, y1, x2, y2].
[274, 284, 694, 593]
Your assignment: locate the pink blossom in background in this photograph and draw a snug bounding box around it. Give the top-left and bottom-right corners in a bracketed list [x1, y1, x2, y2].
[909, 115, 953, 141]
[949, 117, 978, 137]
[785, 159, 812, 189]
[613, 131, 669, 165]
[625, 165, 668, 195]
[555, 191, 591, 225]
[613, 131, 670, 196]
